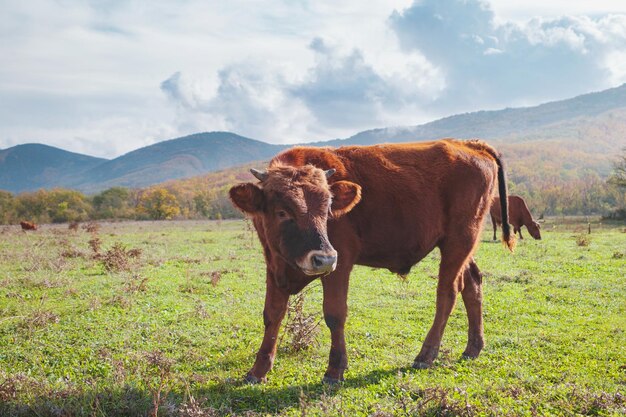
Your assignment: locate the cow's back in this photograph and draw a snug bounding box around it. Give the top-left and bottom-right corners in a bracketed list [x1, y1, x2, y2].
[336, 141, 497, 271]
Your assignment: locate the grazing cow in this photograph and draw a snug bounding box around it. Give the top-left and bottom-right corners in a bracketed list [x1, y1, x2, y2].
[20, 221, 38, 231]
[229, 139, 515, 384]
[490, 195, 541, 240]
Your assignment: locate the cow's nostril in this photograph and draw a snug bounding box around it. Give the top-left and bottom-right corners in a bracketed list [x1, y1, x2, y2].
[312, 255, 323, 268]
[312, 255, 337, 269]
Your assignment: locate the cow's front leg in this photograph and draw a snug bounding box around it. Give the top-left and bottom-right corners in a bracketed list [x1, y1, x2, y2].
[321, 270, 350, 384]
[246, 276, 289, 383]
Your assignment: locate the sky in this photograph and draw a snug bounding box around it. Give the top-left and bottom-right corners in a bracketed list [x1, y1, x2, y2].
[2, 0, 626, 159]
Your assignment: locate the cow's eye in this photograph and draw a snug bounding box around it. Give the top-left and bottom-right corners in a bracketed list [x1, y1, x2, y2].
[276, 210, 289, 220]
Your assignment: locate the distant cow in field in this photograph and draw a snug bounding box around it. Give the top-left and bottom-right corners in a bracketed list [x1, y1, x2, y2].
[20, 221, 38, 231]
[490, 195, 541, 240]
[229, 139, 515, 383]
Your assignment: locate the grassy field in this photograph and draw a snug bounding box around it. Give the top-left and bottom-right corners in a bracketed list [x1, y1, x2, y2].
[0, 218, 624, 416]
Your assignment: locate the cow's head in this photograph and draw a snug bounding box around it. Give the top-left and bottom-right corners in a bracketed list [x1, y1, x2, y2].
[528, 221, 542, 240]
[229, 165, 361, 276]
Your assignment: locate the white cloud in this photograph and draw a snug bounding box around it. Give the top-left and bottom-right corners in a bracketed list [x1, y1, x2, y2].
[389, 0, 626, 111]
[160, 63, 317, 143]
[605, 50, 626, 85]
[160, 38, 443, 143]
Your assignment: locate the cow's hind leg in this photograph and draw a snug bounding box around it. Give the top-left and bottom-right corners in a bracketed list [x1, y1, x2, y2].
[245, 277, 289, 383]
[413, 237, 476, 369]
[461, 258, 484, 359]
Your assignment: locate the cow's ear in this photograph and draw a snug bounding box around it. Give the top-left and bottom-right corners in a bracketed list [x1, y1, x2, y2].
[330, 180, 361, 217]
[229, 183, 264, 214]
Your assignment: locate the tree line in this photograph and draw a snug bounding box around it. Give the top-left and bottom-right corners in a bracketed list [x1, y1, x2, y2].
[0, 185, 242, 225]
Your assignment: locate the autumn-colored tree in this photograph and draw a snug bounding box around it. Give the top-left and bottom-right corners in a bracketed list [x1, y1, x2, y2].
[193, 190, 214, 218]
[13, 190, 51, 223]
[0, 191, 15, 224]
[609, 147, 626, 189]
[47, 189, 92, 222]
[11, 189, 91, 223]
[605, 148, 626, 219]
[92, 187, 134, 219]
[137, 188, 181, 220]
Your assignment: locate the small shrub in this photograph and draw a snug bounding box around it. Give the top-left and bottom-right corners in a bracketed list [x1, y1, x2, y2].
[82, 221, 100, 234]
[64, 287, 79, 297]
[99, 242, 142, 272]
[89, 297, 102, 311]
[108, 294, 132, 309]
[60, 247, 85, 259]
[180, 270, 198, 294]
[282, 292, 321, 352]
[178, 394, 219, 417]
[210, 270, 221, 287]
[144, 351, 175, 417]
[199, 269, 230, 287]
[575, 234, 591, 247]
[194, 301, 209, 319]
[88, 237, 102, 254]
[123, 274, 149, 294]
[20, 309, 60, 333]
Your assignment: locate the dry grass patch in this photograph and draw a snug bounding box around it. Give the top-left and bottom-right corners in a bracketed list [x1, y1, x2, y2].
[281, 291, 322, 352]
[98, 242, 142, 272]
[82, 221, 100, 234]
[575, 233, 591, 247]
[123, 273, 149, 294]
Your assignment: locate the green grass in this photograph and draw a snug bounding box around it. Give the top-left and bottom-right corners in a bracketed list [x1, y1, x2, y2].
[0, 218, 625, 416]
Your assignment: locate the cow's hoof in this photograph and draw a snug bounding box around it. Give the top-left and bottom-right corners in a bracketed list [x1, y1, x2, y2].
[461, 352, 480, 360]
[244, 373, 266, 384]
[412, 360, 432, 370]
[322, 375, 344, 385]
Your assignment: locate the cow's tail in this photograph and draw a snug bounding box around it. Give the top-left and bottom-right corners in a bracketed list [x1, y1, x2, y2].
[495, 156, 515, 252]
[470, 140, 516, 252]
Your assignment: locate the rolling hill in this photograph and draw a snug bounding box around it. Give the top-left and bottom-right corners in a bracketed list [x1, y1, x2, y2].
[317, 82, 626, 147]
[2, 84, 626, 194]
[0, 144, 106, 193]
[70, 132, 285, 193]
[0, 132, 283, 193]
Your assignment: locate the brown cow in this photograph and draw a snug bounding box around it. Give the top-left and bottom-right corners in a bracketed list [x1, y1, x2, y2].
[20, 221, 38, 231]
[229, 139, 515, 384]
[490, 195, 541, 240]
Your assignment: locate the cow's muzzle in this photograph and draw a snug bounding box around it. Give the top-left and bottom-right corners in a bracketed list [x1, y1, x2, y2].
[297, 250, 338, 275]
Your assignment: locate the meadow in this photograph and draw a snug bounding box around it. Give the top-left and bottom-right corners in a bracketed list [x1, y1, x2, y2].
[0, 218, 624, 416]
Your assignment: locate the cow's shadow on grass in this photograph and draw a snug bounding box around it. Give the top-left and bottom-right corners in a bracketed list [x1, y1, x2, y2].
[194, 365, 411, 414]
[1, 366, 410, 416]
[1, 386, 157, 417]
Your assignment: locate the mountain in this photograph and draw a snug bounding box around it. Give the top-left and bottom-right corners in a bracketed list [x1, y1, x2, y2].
[70, 131, 284, 192]
[316, 83, 626, 147]
[0, 144, 106, 193]
[2, 84, 626, 193]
